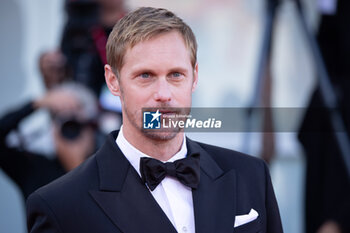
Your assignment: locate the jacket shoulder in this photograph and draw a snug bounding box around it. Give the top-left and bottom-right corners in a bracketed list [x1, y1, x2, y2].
[29, 154, 98, 202]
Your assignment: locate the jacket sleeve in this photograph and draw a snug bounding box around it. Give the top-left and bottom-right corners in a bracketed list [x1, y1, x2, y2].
[0, 101, 35, 185]
[263, 162, 284, 233]
[0, 101, 35, 140]
[26, 192, 63, 233]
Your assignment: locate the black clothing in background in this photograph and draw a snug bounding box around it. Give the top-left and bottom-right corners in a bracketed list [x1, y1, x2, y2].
[298, 1, 350, 232]
[299, 90, 350, 233]
[61, 0, 106, 97]
[0, 102, 65, 199]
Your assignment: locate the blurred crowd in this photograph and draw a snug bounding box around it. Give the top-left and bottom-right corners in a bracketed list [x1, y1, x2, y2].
[0, 0, 126, 199]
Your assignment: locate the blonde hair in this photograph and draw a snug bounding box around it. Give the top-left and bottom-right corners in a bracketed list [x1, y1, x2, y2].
[106, 7, 197, 77]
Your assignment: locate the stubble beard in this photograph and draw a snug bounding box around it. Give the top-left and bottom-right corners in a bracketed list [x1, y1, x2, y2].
[123, 104, 181, 141]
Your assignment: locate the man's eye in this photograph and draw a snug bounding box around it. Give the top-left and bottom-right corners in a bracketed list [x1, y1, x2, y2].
[171, 72, 182, 78]
[140, 73, 150, 78]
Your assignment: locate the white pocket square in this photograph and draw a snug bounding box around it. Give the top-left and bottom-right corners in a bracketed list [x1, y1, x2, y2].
[234, 208, 259, 228]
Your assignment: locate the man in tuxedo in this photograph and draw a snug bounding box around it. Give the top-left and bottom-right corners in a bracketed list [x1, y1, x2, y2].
[27, 7, 283, 233]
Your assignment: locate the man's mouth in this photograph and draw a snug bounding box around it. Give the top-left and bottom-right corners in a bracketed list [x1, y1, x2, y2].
[159, 110, 176, 114]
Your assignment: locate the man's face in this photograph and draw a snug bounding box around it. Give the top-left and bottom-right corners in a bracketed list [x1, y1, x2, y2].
[105, 31, 198, 140]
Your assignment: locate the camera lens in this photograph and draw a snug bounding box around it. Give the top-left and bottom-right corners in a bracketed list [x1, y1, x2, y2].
[60, 120, 82, 140]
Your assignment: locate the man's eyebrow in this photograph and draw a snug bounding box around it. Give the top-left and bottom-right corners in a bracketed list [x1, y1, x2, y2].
[129, 68, 155, 77]
[130, 66, 190, 76]
[168, 67, 189, 74]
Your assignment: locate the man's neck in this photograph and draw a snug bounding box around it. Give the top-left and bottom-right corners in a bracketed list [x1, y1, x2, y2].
[122, 124, 184, 161]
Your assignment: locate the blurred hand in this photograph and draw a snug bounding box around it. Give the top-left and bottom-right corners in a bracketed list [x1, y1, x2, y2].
[34, 89, 80, 116]
[317, 221, 342, 233]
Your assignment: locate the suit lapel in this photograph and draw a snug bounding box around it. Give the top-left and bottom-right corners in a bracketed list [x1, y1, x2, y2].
[89, 131, 177, 233]
[187, 138, 237, 233]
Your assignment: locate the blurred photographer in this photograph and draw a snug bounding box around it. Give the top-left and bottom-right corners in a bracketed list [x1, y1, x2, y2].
[0, 82, 98, 199]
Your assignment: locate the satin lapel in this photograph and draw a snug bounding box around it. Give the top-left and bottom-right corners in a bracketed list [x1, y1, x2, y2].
[90, 131, 177, 233]
[187, 138, 237, 233]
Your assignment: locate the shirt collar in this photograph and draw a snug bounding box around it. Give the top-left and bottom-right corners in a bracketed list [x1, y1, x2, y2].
[116, 125, 187, 177]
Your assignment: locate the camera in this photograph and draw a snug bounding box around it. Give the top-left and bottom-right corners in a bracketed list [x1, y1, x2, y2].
[55, 117, 94, 140]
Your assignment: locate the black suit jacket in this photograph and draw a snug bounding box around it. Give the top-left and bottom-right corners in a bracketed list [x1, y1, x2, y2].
[27, 131, 283, 233]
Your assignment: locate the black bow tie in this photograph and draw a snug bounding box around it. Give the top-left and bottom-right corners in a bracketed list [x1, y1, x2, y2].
[140, 154, 200, 191]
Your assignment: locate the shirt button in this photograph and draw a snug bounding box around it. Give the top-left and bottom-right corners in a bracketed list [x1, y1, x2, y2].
[182, 226, 187, 232]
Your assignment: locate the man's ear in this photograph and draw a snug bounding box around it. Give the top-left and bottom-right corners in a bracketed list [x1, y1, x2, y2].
[105, 64, 121, 96]
[192, 63, 199, 93]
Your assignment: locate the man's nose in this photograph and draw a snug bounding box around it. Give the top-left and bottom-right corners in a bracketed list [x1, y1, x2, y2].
[153, 78, 171, 102]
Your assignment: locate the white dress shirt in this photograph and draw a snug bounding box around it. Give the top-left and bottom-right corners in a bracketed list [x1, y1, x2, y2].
[116, 126, 195, 233]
